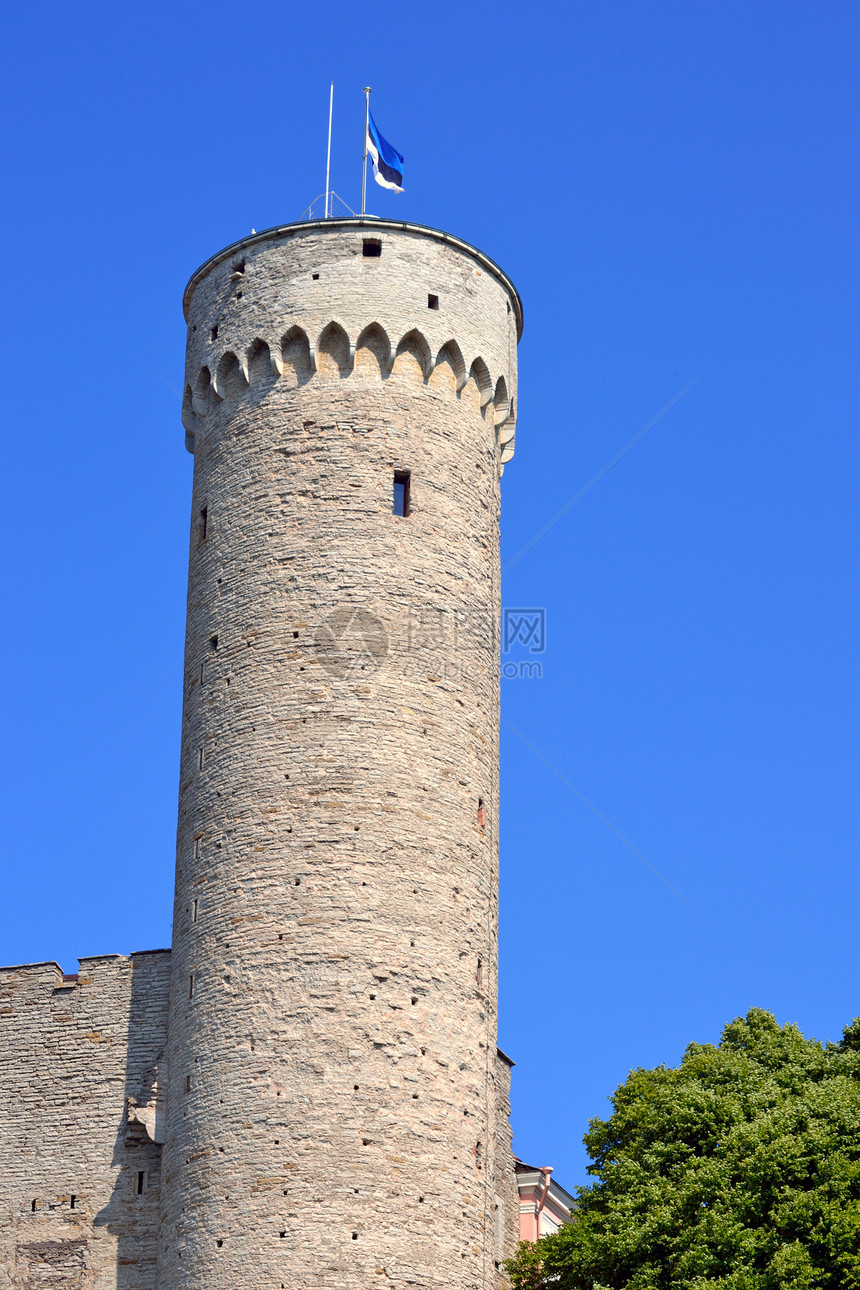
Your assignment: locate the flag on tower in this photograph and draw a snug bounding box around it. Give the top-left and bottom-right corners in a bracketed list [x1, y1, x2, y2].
[366, 112, 404, 192]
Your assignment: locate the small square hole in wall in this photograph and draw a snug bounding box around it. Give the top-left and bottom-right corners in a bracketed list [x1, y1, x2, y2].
[427, 294, 439, 310]
[393, 472, 411, 517]
[312, 273, 320, 280]
[362, 239, 382, 258]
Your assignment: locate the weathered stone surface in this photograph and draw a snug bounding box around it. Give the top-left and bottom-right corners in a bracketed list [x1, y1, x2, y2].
[0, 219, 521, 1290]
[0, 952, 170, 1288]
[162, 221, 521, 1289]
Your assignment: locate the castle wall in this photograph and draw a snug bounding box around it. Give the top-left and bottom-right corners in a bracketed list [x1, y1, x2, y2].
[0, 951, 170, 1289]
[492, 1050, 519, 1272]
[160, 222, 521, 1290]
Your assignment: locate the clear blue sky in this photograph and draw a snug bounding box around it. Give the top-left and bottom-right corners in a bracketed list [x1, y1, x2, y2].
[2, 0, 859, 1188]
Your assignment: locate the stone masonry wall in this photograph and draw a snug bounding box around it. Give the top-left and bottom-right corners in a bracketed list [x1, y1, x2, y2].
[159, 222, 521, 1290]
[0, 951, 170, 1289]
[493, 1051, 519, 1271]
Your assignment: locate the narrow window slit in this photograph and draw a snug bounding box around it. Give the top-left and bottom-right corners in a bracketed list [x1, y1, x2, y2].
[393, 471, 411, 517]
[192, 898, 198, 923]
[136, 1171, 145, 1195]
[428, 294, 439, 310]
[188, 974, 194, 999]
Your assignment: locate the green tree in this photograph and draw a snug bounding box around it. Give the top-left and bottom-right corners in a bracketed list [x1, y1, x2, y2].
[506, 1010, 860, 1289]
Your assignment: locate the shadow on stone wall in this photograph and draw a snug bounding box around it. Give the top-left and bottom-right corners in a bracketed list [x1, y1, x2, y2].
[93, 950, 170, 1290]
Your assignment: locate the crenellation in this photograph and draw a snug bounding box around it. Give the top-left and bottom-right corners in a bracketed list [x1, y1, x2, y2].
[181, 221, 519, 471]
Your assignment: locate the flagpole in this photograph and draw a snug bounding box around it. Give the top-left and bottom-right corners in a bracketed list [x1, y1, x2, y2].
[361, 86, 371, 216]
[324, 82, 334, 219]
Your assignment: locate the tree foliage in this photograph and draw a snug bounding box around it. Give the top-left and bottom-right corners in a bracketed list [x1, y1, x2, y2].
[506, 1010, 860, 1289]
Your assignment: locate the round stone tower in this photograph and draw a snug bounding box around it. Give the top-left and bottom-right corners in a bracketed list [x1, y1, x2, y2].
[159, 218, 522, 1290]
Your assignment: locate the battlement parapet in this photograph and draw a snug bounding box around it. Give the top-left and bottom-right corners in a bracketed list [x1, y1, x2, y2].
[180, 220, 520, 469]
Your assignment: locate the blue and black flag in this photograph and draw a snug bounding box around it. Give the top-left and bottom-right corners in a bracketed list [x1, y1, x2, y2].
[366, 112, 404, 192]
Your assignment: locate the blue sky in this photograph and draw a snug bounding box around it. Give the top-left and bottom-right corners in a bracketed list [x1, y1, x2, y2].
[1, 0, 859, 1187]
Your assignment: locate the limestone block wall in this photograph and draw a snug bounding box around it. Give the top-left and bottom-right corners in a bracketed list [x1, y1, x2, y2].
[160, 221, 521, 1290]
[0, 950, 170, 1289]
[492, 1051, 519, 1269]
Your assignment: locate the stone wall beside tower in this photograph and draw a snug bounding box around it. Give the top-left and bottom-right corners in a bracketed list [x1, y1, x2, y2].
[0, 952, 170, 1288]
[161, 219, 521, 1290]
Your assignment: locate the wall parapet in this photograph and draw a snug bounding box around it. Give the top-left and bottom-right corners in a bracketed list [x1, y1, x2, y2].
[183, 217, 524, 339]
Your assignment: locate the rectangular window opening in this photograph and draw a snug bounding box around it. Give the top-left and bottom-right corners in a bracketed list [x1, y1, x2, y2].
[362, 239, 382, 258]
[189, 974, 194, 999]
[136, 1171, 145, 1196]
[185, 1074, 192, 1093]
[427, 294, 439, 310]
[191, 898, 198, 923]
[393, 471, 411, 517]
[199, 507, 208, 543]
[70, 1195, 76, 1209]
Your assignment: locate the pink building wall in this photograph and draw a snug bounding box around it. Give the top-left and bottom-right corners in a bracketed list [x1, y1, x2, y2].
[515, 1162, 575, 1242]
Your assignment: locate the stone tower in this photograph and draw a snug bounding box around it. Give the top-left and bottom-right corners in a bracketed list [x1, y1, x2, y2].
[162, 218, 521, 1290]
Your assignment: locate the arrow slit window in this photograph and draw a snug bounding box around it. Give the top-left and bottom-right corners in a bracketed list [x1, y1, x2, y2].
[393, 472, 411, 517]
